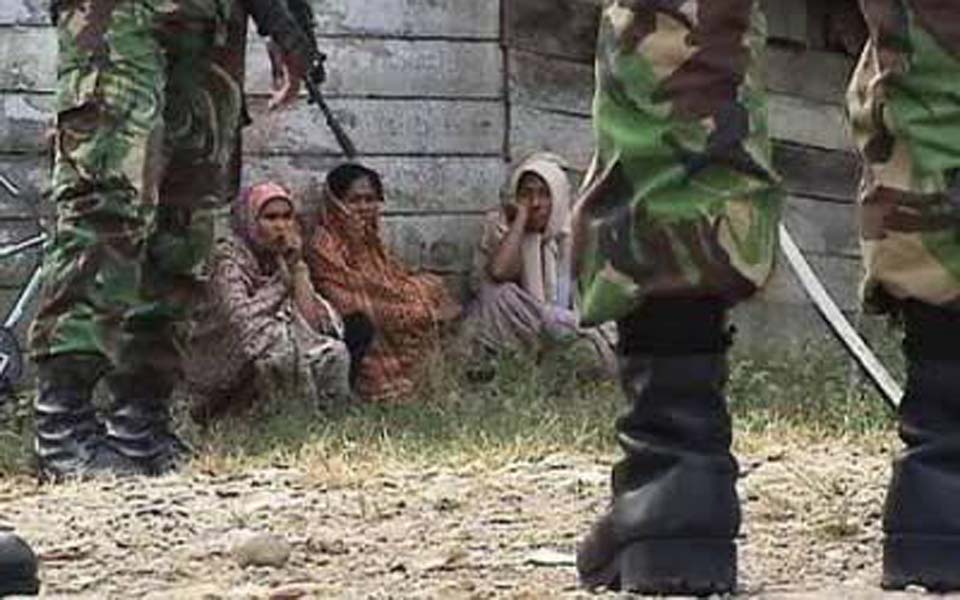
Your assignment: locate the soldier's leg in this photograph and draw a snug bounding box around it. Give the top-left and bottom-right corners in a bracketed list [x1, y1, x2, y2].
[850, 1, 960, 590]
[103, 6, 247, 475]
[28, 0, 175, 480]
[574, 1, 781, 594]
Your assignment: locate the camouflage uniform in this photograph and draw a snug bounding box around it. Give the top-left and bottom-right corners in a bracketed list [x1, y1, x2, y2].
[29, 0, 248, 377]
[574, 0, 960, 325]
[30, 0, 318, 480]
[851, 1, 960, 315]
[575, 1, 960, 593]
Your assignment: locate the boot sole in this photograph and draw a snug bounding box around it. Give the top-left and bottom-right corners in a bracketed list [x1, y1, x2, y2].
[584, 539, 736, 595]
[883, 535, 960, 591]
[0, 576, 40, 596]
[37, 461, 150, 483]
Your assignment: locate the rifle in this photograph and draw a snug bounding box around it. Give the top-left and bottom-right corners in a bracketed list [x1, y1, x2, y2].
[302, 53, 358, 158]
[287, 0, 358, 158]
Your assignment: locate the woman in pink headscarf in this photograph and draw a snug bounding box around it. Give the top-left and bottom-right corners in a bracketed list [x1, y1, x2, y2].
[185, 182, 372, 424]
[466, 153, 616, 375]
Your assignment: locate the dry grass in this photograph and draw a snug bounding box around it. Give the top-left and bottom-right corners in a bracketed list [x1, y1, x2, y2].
[0, 337, 897, 479]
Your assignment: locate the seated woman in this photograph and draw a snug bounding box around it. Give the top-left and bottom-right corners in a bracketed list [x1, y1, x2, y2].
[305, 164, 462, 402]
[466, 152, 616, 375]
[185, 182, 373, 425]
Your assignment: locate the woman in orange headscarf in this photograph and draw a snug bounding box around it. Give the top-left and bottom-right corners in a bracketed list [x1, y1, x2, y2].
[305, 164, 462, 402]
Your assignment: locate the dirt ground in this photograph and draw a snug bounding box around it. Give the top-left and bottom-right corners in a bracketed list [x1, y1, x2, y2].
[0, 434, 947, 599]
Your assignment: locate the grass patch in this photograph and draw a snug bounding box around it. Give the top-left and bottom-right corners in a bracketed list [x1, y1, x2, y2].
[0, 336, 898, 478]
[0, 393, 34, 477]
[189, 350, 622, 475]
[729, 340, 895, 437]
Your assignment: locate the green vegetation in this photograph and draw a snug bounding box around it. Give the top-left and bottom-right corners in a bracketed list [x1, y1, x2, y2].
[0, 337, 898, 479]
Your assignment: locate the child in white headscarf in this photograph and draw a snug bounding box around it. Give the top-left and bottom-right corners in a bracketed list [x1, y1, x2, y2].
[466, 153, 616, 375]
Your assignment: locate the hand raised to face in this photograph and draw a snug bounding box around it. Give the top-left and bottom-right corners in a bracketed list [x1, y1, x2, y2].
[278, 225, 304, 265]
[516, 172, 553, 233]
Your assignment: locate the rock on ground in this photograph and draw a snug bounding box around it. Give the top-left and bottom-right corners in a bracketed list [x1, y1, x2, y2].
[0, 436, 920, 597]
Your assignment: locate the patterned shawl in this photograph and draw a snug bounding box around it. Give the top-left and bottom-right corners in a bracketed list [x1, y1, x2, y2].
[186, 183, 341, 398]
[305, 169, 461, 402]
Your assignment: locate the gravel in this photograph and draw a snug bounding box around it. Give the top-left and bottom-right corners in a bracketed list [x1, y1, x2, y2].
[0, 435, 915, 598]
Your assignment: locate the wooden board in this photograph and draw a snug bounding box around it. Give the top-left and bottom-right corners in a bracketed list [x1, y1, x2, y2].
[763, 0, 809, 46]
[0, 94, 53, 154]
[509, 105, 594, 171]
[0, 28, 504, 100]
[210, 211, 485, 274]
[244, 156, 507, 213]
[1, 8, 854, 103]
[0, 202, 489, 286]
[1, 145, 861, 219]
[504, 0, 838, 65]
[247, 37, 502, 99]
[508, 103, 855, 174]
[0, 213, 486, 289]
[381, 213, 486, 273]
[243, 97, 504, 156]
[508, 45, 854, 121]
[312, 0, 499, 39]
[0, 88, 853, 160]
[0, 286, 41, 368]
[0, 154, 506, 217]
[0, 0, 500, 37]
[0, 93, 506, 157]
[2, 11, 857, 105]
[0, 218, 43, 286]
[769, 94, 851, 151]
[773, 143, 859, 203]
[0, 214, 483, 361]
[0, 155, 51, 218]
[503, 0, 599, 63]
[0, 0, 48, 26]
[509, 49, 593, 116]
[767, 47, 855, 105]
[759, 251, 862, 312]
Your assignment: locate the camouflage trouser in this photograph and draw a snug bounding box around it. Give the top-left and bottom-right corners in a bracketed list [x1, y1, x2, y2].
[575, 0, 960, 326]
[851, 2, 960, 314]
[29, 0, 247, 377]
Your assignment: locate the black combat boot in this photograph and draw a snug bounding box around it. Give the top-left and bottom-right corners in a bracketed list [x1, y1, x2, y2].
[882, 300, 960, 591]
[0, 531, 39, 596]
[105, 370, 192, 476]
[577, 298, 739, 595]
[34, 354, 144, 481]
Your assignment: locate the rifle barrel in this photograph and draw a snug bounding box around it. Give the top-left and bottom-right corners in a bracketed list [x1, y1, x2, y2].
[304, 78, 357, 158]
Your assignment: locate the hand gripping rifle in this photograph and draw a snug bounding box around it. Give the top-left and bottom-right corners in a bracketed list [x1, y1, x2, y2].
[287, 0, 357, 158]
[248, 0, 358, 157]
[301, 52, 358, 159]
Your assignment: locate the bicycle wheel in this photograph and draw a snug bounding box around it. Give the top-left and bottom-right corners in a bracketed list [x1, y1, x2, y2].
[0, 172, 45, 394]
[0, 327, 23, 394]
